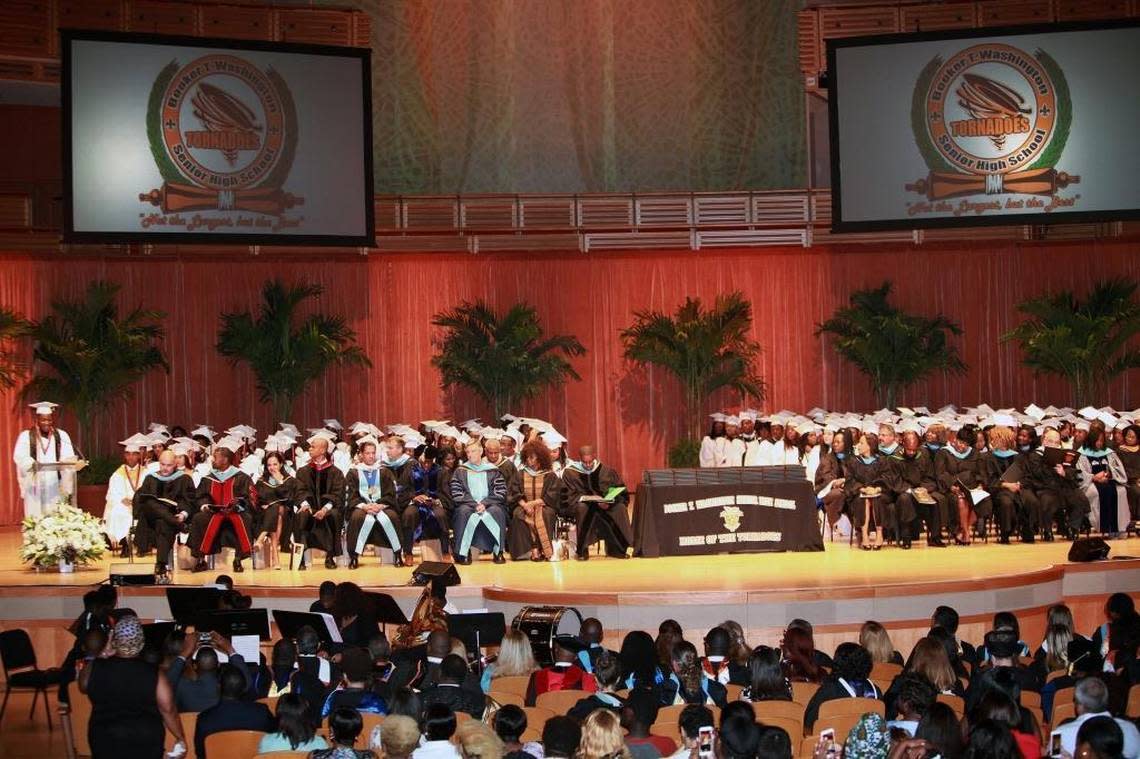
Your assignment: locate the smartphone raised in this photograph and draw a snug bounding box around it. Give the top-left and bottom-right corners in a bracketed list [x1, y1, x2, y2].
[697, 725, 714, 759]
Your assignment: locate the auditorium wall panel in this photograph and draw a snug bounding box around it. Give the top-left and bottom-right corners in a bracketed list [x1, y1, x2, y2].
[0, 237, 1137, 524]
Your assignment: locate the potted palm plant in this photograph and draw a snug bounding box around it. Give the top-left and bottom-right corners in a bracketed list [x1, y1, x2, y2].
[1002, 278, 1140, 407]
[431, 300, 586, 420]
[217, 279, 371, 423]
[23, 281, 169, 514]
[620, 292, 765, 467]
[816, 281, 966, 409]
[0, 306, 29, 389]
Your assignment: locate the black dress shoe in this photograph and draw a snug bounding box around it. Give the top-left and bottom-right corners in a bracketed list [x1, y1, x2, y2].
[297, 560, 308, 571]
[324, 556, 336, 569]
[348, 555, 360, 569]
[154, 562, 168, 576]
[392, 554, 406, 568]
[493, 552, 506, 564]
[1042, 529, 1055, 542]
[998, 534, 1011, 545]
[119, 541, 131, 559]
[191, 559, 209, 573]
[454, 555, 472, 566]
[901, 539, 912, 550]
[233, 559, 244, 573]
[575, 552, 590, 561]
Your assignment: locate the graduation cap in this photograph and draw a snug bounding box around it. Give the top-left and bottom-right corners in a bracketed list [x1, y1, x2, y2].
[421, 420, 450, 430]
[795, 420, 817, 435]
[28, 401, 59, 416]
[226, 424, 257, 440]
[898, 418, 922, 434]
[1097, 411, 1120, 429]
[709, 412, 728, 423]
[278, 423, 300, 437]
[725, 415, 741, 426]
[404, 434, 426, 449]
[460, 418, 482, 430]
[983, 629, 1020, 659]
[118, 433, 152, 451]
[190, 425, 215, 440]
[355, 434, 380, 449]
[170, 442, 194, 457]
[992, 413, 1017, 428]
[322, 419, 343, 431]
[437, 425, 461, 440]
[500, 414, 518, 422]
[214, 436, 244, 453]
[542, 429, 568, 446]
[307, 429, 337, 445]
[147, 423, 171, 438]
[1078, 406, 1099, 420]
[501, 428, 523, 445]
[348, 421, 376, 436]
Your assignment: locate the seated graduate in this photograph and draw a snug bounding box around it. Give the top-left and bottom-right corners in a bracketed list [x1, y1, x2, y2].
[843, 431, 897, 551]
[345, 436, 403, 569]
[524, 634, 598, 706]
[890, 428, 946, 548]
[576, 618, 618, 674]
[662, 640, 728, 708]
[421, 653, 486, 719]
[507, 440, 562, 562]
[135, 449, 194, 577]
[1115, 424, 1140, 527]
[562, 444, 633, 561]
[254, 449, 303, 556]
[1025, 427, 1091, 541]
[450, 440, 508, 565]
[568, 651, 626, 721]
[935, 424, 988, 546]
[380, 434, 421, 567]
[188, 436, 255, 573]
[816, 430, 851, 537]
[105, 434, 148, 558]
[295, 431, 346, 570]
[485, 437, 521, 504]
[1078, 419, 1131, 538]
[983, 424, 1041, 545]
[802, 642, 882, 733]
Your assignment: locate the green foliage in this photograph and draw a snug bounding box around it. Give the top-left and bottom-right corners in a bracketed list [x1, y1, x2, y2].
[0, 306, 30, 389]
[621, 291, 765, 441]
[78, 455, 120, 487]
[217, 279, 370, 423]
[431, 301, 586, 420]
[1001, 278, 1140, 407]
[667, 438, 701, 468]
[24, 281, 168, 455]
[816, 281, 966, 409]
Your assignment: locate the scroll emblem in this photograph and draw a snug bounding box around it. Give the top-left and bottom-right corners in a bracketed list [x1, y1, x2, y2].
[140, 55, 302, 217]
[908, 43, 1078, 201]
[719, 506, 743, 533]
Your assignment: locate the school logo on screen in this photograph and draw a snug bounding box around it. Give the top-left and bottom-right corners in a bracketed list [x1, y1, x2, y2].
[138, 55, 303, 221]
[907, 43, 1079, 205]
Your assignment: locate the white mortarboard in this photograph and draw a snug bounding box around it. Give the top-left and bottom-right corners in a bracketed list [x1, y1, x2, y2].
[119, 433, 152, 451]
[1078, 406, 1099, 420]
[190, 424, 215, 439]
[146, 431, 169, 446]
[992, 413, 1017, 428]
[1023, 404, 1045, 421]
[501, 428, 523, 445]
[861, 420, 879, 435]
[348, 421, 374, 436]
[542, 429, 568, 446]
[740, 410, 758, 422]
[355, 434, 380, 448]
[527, 419, 555, 434]
[937, 404, 958, 414]
[1075, 419, 1091, 431]
[147, 423, 171, 438]
[214, 435, 244, 453]
[795, 420, 816, 435]
[709, 412, 727, 423]
[806, 407, 827, 419]
[457, 431, 471, 445]
[460, 419, 482, 430]
[1097, 411, 1119, 429]
[172, 436, 199, 448]
[307, 429, 337, 444]
[725, 415, 741, 426]
[912, 406, 930, 415]
[323, 419, 343, 431]
[226, 424, 257, 439]
[170, 442, 193, 457]
[28, 401, 58, 416]
[1041, 417, 1061, 429]
[438, 425, 461, 439]
[898, 418, 922, 434]
[421, 420, 450, 430]
[404, 434, 425, 449]
[501, 414, 518, 422]
[897, 407, 915, 417]
[1043, 405, 1062, 417]
[278, 423, 300, 437]
[975, 403, 995, 415]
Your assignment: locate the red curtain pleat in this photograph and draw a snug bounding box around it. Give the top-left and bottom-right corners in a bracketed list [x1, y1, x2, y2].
[0, 237, 1137, 524]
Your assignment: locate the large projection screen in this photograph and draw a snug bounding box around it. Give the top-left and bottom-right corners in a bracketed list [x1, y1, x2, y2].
[63, 31, 374, 246]
[828, 21, 1140, 232]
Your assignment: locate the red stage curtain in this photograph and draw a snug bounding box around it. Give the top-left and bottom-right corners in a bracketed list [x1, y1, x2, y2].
[0, 237, 1138, 524]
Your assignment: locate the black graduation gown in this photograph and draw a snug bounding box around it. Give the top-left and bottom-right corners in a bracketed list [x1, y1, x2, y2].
[982, 451, 1041, 538]
[294, 462, 346, 556]
[254, 475, 303, 552]
[1022, 449, 1091, 533]
[889, 448, 946, 539]
[189, 470, 255, 558]
[935, 447, 990, 522]
[507, 468, 562, 560]
[843, 455, 897, 532]
[134, 472, 195, 561]
[344, 466, 401, 556]
[562, 462, 633, 558]
[450, 464, 508, 557]
[816, 452, 849, 528]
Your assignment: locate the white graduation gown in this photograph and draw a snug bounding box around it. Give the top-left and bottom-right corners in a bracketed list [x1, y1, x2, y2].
[768, 443, 801, 467]
[12, 428, 77, 518]
[103, 464, 142, 542]
[699, 436, 719, 468]
[802, 446, 821, 483]
[333, 445, 352, 475]
[720, 438, 747, 467]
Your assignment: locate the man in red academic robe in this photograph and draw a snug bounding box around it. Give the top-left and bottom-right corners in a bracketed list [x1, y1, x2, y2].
[189, 437, 255, 573]
[524, 634, 597, 706]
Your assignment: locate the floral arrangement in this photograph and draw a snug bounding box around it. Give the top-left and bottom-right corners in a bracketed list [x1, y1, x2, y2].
[20, 503, 106, 568]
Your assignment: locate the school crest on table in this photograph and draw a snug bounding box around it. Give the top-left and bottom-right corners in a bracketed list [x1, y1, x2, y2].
[907, 43, 1079, 201]
[139, 54, 303, 217]
[719, 505, 743, 533]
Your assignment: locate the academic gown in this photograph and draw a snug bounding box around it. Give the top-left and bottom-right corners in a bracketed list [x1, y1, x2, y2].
[815, 451, 849, 529]
[699, 436, 721, 468]
[1022, 449, 1091, 534]
[523, 662, 597, 706]
[383, 456, 431, 555]
[344, 464, 402, 558]
[189, 468, 255, 558]
[982, 451, 1041, 539]
[134, 471, 194, 561]
[843, 455, 897, 534]
[1114, 446, 1140, 522]
[507, 467, 562, 560]
[104, 464, 144, 544]
[562, 461, 634, 558]
[253, 475, 303, 551]
[449, 463, 508, 558]
[889, 448, 946, 540]
[1078, 450, 1131, 535]
[12, 427, 76, 518]
[294, 460, 346, 557]
[411, 462, 451, 552]
[935, 447, 990, 525]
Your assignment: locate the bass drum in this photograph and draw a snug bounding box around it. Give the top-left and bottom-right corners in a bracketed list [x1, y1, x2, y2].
[511, 605, 583, 666]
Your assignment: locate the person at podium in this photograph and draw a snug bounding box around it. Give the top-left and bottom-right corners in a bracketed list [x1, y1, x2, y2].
[12, 401, 77, 518]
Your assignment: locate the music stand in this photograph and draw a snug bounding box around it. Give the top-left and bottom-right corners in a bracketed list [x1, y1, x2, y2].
[197, 609, 272, 640]
[273, 609, 342, 645]
[448, 612, 506, 659]
[142, 621, 177, 653]
[366, 592, 409, 633]
[165, 587, 225, 625]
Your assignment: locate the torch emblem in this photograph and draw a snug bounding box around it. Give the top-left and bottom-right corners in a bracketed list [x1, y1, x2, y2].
[140, 54, 302, 217]
[907, 43, 1078, 201]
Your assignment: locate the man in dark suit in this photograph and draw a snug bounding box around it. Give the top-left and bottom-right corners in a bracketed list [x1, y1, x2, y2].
[964, 629, 1043, 715]
[421, 654, 486, 718]
[194, 664, 274, 758]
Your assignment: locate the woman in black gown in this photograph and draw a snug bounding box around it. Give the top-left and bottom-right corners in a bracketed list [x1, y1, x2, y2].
[80, 616, 185, 758]
[255, 451, 303, 555]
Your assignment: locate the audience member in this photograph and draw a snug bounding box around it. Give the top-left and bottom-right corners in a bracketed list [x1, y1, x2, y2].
[388, 687, 424, 720]
[482, 629, 539, 693]
[579, 709, 631, 759]
[622, 687, 676, 758]
[372, 714, 420, 759]
[962, 719, 1018, 759]
[259, 693, 328, 754]
[970, 690, 1040, 759]
[167, 630, 249, 713]
[716, 713, 760, 759]
[415, 703, 462, 759]
[860, 621, 904, 665]
[321, 646, 388, 719]
[701, 626, 734, 685]
[803, 643, 879, 731]
[666, 705, 714, 759]
[886, 672, 937, 737]
[311, 580, 337, 613]
[311, 706, 377, 759]
[755, 725, 792, 759]
[665, 640, 728, 707]
[964, 629, 1040, 713]
[621, 630, 668, 691]
[1054, 677, 1140, 758]
[780, 626, 822, 684]
[422, 653, 486, 718]
[542, 715, 582, 759]
[569, 651, 626, 721]
[743, 645, 793, 702]
[524, 635, 596, 706]
[456, 721, 506, 759]
[578, 617, 616, 673]
[915, 701, 964, 759]
[492, 705, 539, 759]
[719, 620, 752, 684]
[194, 663, 275, 759]
[932, 606, 977, 664]
[1076, 716, 1126, 759]
[841, 713, 889, 759]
